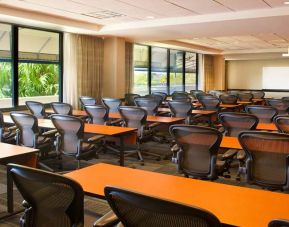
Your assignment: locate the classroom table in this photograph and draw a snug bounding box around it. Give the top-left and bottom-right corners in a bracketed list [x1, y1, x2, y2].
[65, 163, 289, 227]
[3, 115, 137, 166]
[157, 107, 216, 116]
[46, 109, 185, 124]
[220, 136, 242, 149]
[256, 122, 277, 131]
[0, 143, 38, 215]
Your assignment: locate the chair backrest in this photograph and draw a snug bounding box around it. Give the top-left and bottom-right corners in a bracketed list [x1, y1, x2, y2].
[172, 92, 189, 100]
[105, 186, 221, 227]
[218, 112, 259, 137]
[51, 102, 73, 115]
[268, 219, 289, 227]
[238, 92, 253, 101]
[267, 99, 289, 115]
[124, 93, 141, 106]
[144, 94, 163, 106]
[84, 105, 108, 125]
[282, 97, 289, 102]
[274, 115, 289, 133]
[251, 91, 265, 99]
[152, 92, 167, 101]
[102, 98, 121, 113]
[118, 106, 147, 135]
[51, 114, 84, 154]
[134, 97, 159, 116]
[79, 96, 96, 109]
[25, 101, 46, 119]
[245, 105, 277, 123]
[219, 94, 238, 104]
[169, 125, 223, 180]
[198, 96, 220, 111]
[238, 131, 289, 190]
[8, 163, 84, 227]
[10, 112, 39, 147]
[190, 90, 205, 98]
[168, 100, 193, 124]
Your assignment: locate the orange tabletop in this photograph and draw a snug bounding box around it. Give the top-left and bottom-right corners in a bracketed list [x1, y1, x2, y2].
[237, 101, 252, 104]
[0, 142, 38, 160]
[109, 112, 184, 123]
[219, 103, 242, 108]
[256, 123, 277, 131]
[65, 163, 289, 227]
[46, 108, 86, 116]
[220, 136, 242, 149]
[157, 108, 215, 115]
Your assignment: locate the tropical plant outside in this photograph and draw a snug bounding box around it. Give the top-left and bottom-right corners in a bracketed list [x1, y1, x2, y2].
[0, 62, 59, 98]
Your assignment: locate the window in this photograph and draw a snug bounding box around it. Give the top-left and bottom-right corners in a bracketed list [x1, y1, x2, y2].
[185, 52, 197, 92]
[0, 23, 12, 108]
[133, 45, 149, 95]
[151, 47, 168, 94]
[133, 44, 198, 95]
[170, 50, 183, 94]
[0, 23, 62, 108]
[18, 28, 60, 105]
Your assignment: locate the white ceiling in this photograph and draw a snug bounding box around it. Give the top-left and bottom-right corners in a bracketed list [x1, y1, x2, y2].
[0, 0, 289, 54]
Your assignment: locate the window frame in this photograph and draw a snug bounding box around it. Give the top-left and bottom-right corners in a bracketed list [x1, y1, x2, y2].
[133, 44, 198, 95]
[0, 21, 63, 109]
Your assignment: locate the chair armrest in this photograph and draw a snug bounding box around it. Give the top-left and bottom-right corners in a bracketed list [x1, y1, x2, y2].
[147, 122, 160, 129]
[237, 150, 246, 160]
[93, 210, 119, 227]
[221, 149, 238, 160]
[87, 135, 105, 142]
[109, 118, 123, 125]
[42, 129, 58, 137]
[7, 125, 17, 132]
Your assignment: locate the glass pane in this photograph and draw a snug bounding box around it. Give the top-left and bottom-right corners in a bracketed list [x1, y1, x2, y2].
[151, 47, 167, 93]
[185, 73, 197, 91]
[0, 23, 12, 108]
[133, 45, 149, 95]
[18, 28, 60, 105]
[151, 72, 167, 93]
[185, 52, 197, 92]
[170, 50, 183, 94]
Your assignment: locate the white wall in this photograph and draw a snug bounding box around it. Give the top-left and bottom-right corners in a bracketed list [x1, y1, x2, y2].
[226, 58, 289, 98]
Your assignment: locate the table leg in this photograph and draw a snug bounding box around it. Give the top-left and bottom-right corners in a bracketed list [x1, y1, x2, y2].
[119, 135, 124, 166]
[7, 165, 13, 213]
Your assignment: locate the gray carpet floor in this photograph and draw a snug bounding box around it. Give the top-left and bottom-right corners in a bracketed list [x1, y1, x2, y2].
[0, 140, 286, 226]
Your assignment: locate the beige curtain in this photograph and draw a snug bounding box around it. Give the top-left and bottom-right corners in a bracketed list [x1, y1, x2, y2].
[204, 55, 214, 92]
[63, 33, 104, 108]
[125, 42, 134, 94]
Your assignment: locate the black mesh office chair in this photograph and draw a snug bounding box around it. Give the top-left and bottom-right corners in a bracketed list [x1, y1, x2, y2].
[172, 92, 189, 100]
[0, 111, 16, 143]
[274, 115, 289, 133]
[25, 101, 47, 119]
[102, 98, 122, 113]
[144, 94, 163, 106]
[246, 105, 277, 123]
[124, 93, 140, 106]
[51, 114, 103, 169]
[10, 112, 57, 171]
[79, 96, 97, 110]
[251, 91, 265, 99]
[169, 125, 226, 180]
[219, 94, 238, 104]
[198, 95, 220, 111]
[267, 99, 289, 115]
[268, 219, 289, 227]
[8, 163, 84, 227]
[218, 112, 259, 178]
[238, 92, 253, 102]
[94, 186, 221, 227]
[134, 97, 159, 116]
[119, 106, 162, 162]
[84, 105, 109, 125]
[238, 131, 289, 191]
[152, 92, 167, 101]
[190, 90, 206, 99]
[51, 102, 73, 115]
[168, 100, 194, 124]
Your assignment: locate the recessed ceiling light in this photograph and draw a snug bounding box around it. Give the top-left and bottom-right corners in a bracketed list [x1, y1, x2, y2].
[284, 1, 289, 4]
[146, 16, 155, 19]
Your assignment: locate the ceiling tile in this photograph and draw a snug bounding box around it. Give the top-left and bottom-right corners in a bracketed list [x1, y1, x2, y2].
[216, 0, 270, 11]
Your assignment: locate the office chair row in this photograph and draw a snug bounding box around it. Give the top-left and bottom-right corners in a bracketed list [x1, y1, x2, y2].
[8, 163, 289, 227]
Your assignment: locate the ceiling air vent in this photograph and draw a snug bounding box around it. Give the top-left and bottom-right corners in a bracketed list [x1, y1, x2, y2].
[82, 10, 125, 19]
